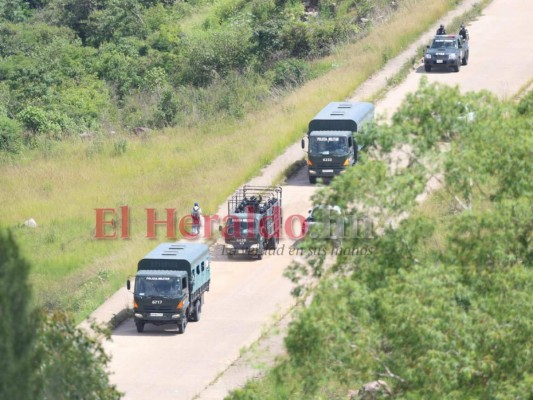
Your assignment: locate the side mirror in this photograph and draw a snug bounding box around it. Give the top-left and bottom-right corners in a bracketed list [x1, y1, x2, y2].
[301, 138, 305, 149]
[426, 45, 430, 49]
[126, 279, 131, 290]
[348, 137, 353, 147]
[218, 225, 222, 232]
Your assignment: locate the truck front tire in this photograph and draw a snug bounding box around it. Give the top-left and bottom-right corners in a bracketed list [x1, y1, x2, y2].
[135, 320, 145, 333]
[177, 318, 187, 334]
[309, 176, 317, 184]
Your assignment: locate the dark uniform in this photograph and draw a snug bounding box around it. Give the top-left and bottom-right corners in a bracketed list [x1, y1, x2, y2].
[459, 25, 469, 40]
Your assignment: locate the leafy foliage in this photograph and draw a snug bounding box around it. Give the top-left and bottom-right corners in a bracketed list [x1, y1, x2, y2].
[0, 228, 122, 399]
[0, 229, 41, 400]
[0, 0, 397, 154]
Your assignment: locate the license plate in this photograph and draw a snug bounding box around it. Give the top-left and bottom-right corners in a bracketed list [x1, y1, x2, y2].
[436, 60, 443, 63]
[322, 169, 334, 173]
[150, 313, 163, 317]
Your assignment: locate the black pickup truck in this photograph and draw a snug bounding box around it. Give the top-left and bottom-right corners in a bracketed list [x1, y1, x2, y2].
[424, 34, 469, 72]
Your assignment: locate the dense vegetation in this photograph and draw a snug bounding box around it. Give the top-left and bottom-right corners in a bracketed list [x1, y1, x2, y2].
[0, 0, 398, 154]
[228, 82, 533, 398]
[0, 228, 121, 399]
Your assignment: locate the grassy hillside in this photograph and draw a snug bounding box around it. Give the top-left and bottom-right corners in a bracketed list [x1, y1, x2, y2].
[227, 85, 533, 399]
[0, 0, 460, 321]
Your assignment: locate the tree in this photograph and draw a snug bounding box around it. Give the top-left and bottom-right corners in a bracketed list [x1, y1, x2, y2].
[0, 228, 122, 399]
[0, 228, 41, 400]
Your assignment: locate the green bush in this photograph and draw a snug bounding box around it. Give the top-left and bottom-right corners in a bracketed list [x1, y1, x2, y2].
[272, 58, 310, 87]
[0, 115, 22, 153]
[18, 106, 61, 135]
[517, 89, 533, 115]
[180, 25, 253, 86]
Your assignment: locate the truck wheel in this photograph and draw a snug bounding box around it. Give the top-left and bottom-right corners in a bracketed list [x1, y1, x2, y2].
[309, 176, 317, 184]
[135, 320, 145, 333]
[192, 300, 201, 322]
[424, 65, 431, 72]
[453, 62, 460, 72]
[177, 318, 186, 334]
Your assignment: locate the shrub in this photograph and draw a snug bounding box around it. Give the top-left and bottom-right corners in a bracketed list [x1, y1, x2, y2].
[18, 106, 61, 135]
[272, 58, 310, 87]
[0, 115, 22, 153]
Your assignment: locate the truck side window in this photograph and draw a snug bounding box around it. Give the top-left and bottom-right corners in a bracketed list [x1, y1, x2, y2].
[201, 261, 205, 271]
[196, 265, 200, 275]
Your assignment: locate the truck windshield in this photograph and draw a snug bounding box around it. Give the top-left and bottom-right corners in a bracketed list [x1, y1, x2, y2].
[135, 276, 180, 297]
[226, 217, 256, 237]
[309, 136, 348, 156]
[431, 39, 456, 48]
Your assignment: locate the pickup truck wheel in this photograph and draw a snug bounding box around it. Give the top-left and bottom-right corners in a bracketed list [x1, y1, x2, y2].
[309, 176, 317, 184]
[135, 320, 145, 333]
[424, 65, 431, 72]
[462, 51, 469, 65]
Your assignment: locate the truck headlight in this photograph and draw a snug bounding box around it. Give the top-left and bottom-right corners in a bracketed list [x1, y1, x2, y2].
[225, 244, 234, 249]
[425, 54, 431, 59]
[250, 244, 259, 250]
[448, 53, 457, 60]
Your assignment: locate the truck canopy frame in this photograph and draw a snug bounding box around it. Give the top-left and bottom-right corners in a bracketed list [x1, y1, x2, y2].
[227, 185, 282, 225]
[137, 242, 210, 294]
[308, 102, 374, 133]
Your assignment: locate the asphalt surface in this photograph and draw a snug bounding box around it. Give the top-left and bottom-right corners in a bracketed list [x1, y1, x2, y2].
[103, 0, 533, 398]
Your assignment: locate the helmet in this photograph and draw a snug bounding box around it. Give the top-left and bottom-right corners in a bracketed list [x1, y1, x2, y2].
[194, 202, 199, 207]
[440, 24, 444, 28]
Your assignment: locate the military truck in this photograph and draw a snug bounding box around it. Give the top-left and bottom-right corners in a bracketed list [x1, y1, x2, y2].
[221, 185, 282, 259]
[126, 242, 210, 334]
[301, 102, 374, 184]
[424, 34, 469, 72]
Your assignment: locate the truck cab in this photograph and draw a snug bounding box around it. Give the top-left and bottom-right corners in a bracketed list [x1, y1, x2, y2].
[127, 242, 210, 334]
[302, 102, 374, 184]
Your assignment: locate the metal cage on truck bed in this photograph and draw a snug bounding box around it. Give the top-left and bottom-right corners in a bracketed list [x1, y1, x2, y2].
[227, 185, 282, 224]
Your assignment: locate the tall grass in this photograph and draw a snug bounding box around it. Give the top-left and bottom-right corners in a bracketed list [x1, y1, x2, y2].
[0, 0, 458, 322]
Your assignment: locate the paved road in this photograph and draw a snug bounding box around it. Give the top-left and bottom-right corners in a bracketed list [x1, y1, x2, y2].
[106, 0, 533, 398]
[377, 0, 533, 117]
[106, 167, 315, 400]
